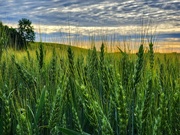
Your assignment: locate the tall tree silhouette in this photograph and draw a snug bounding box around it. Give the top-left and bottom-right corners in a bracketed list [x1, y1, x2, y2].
[18, 18, 35, 44]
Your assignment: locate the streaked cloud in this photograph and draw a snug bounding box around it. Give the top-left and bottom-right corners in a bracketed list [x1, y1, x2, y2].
[1, 0, 180, 26]
[0, 0, 180, 51]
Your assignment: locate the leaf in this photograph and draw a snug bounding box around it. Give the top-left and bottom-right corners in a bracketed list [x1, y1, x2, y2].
[117, 46, 126, 55]
[0, 117, 2, 135]
[35, 87, 46, 121]
[59, 127, 91, 135]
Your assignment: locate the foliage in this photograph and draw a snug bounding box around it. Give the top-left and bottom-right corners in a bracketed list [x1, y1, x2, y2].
[0, 21, 26, 49]
[0, 42, 179, 135]
[18, 18, 35, 43]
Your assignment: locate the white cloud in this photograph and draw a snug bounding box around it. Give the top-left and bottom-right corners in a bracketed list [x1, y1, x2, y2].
[4, 21, 179, 37]
[1, 0, 179, 48]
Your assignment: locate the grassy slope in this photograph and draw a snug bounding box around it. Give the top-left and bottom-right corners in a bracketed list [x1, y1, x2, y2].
[30, 42, 89, 54]
[28, 42, 180, 71]
[29, 42, 180, 59]
[30, 42, 180, 53]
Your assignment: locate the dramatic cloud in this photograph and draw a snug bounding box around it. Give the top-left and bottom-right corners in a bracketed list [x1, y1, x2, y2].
[0, 0, 180, 48]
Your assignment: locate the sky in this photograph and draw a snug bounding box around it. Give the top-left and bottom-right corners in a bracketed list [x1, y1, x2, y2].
[0, 0, 180, 52]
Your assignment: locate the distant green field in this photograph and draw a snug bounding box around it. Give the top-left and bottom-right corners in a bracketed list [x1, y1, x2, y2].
[30, 42, 89, 54]
[0, 42, 179, 135]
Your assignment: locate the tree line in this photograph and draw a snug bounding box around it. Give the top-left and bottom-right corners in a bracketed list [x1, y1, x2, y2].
[0, 18, 35, 50]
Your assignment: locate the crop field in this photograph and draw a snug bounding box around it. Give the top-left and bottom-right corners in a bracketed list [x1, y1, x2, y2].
[0, 42, 179, 135]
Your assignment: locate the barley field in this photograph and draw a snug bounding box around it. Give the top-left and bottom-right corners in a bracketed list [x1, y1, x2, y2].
[0, 42, 179, 135]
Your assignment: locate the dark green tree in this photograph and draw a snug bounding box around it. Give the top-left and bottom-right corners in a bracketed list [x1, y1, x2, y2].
[18, 18, 35, 43]
[0, 21, 26, 49]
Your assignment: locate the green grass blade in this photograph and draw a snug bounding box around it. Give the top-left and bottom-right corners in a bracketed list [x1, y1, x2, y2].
[59, 127, 91, 135]
[35, 87, 46, 121]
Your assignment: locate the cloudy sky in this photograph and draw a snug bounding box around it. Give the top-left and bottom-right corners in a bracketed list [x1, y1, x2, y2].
[0, 0, 180, 51]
